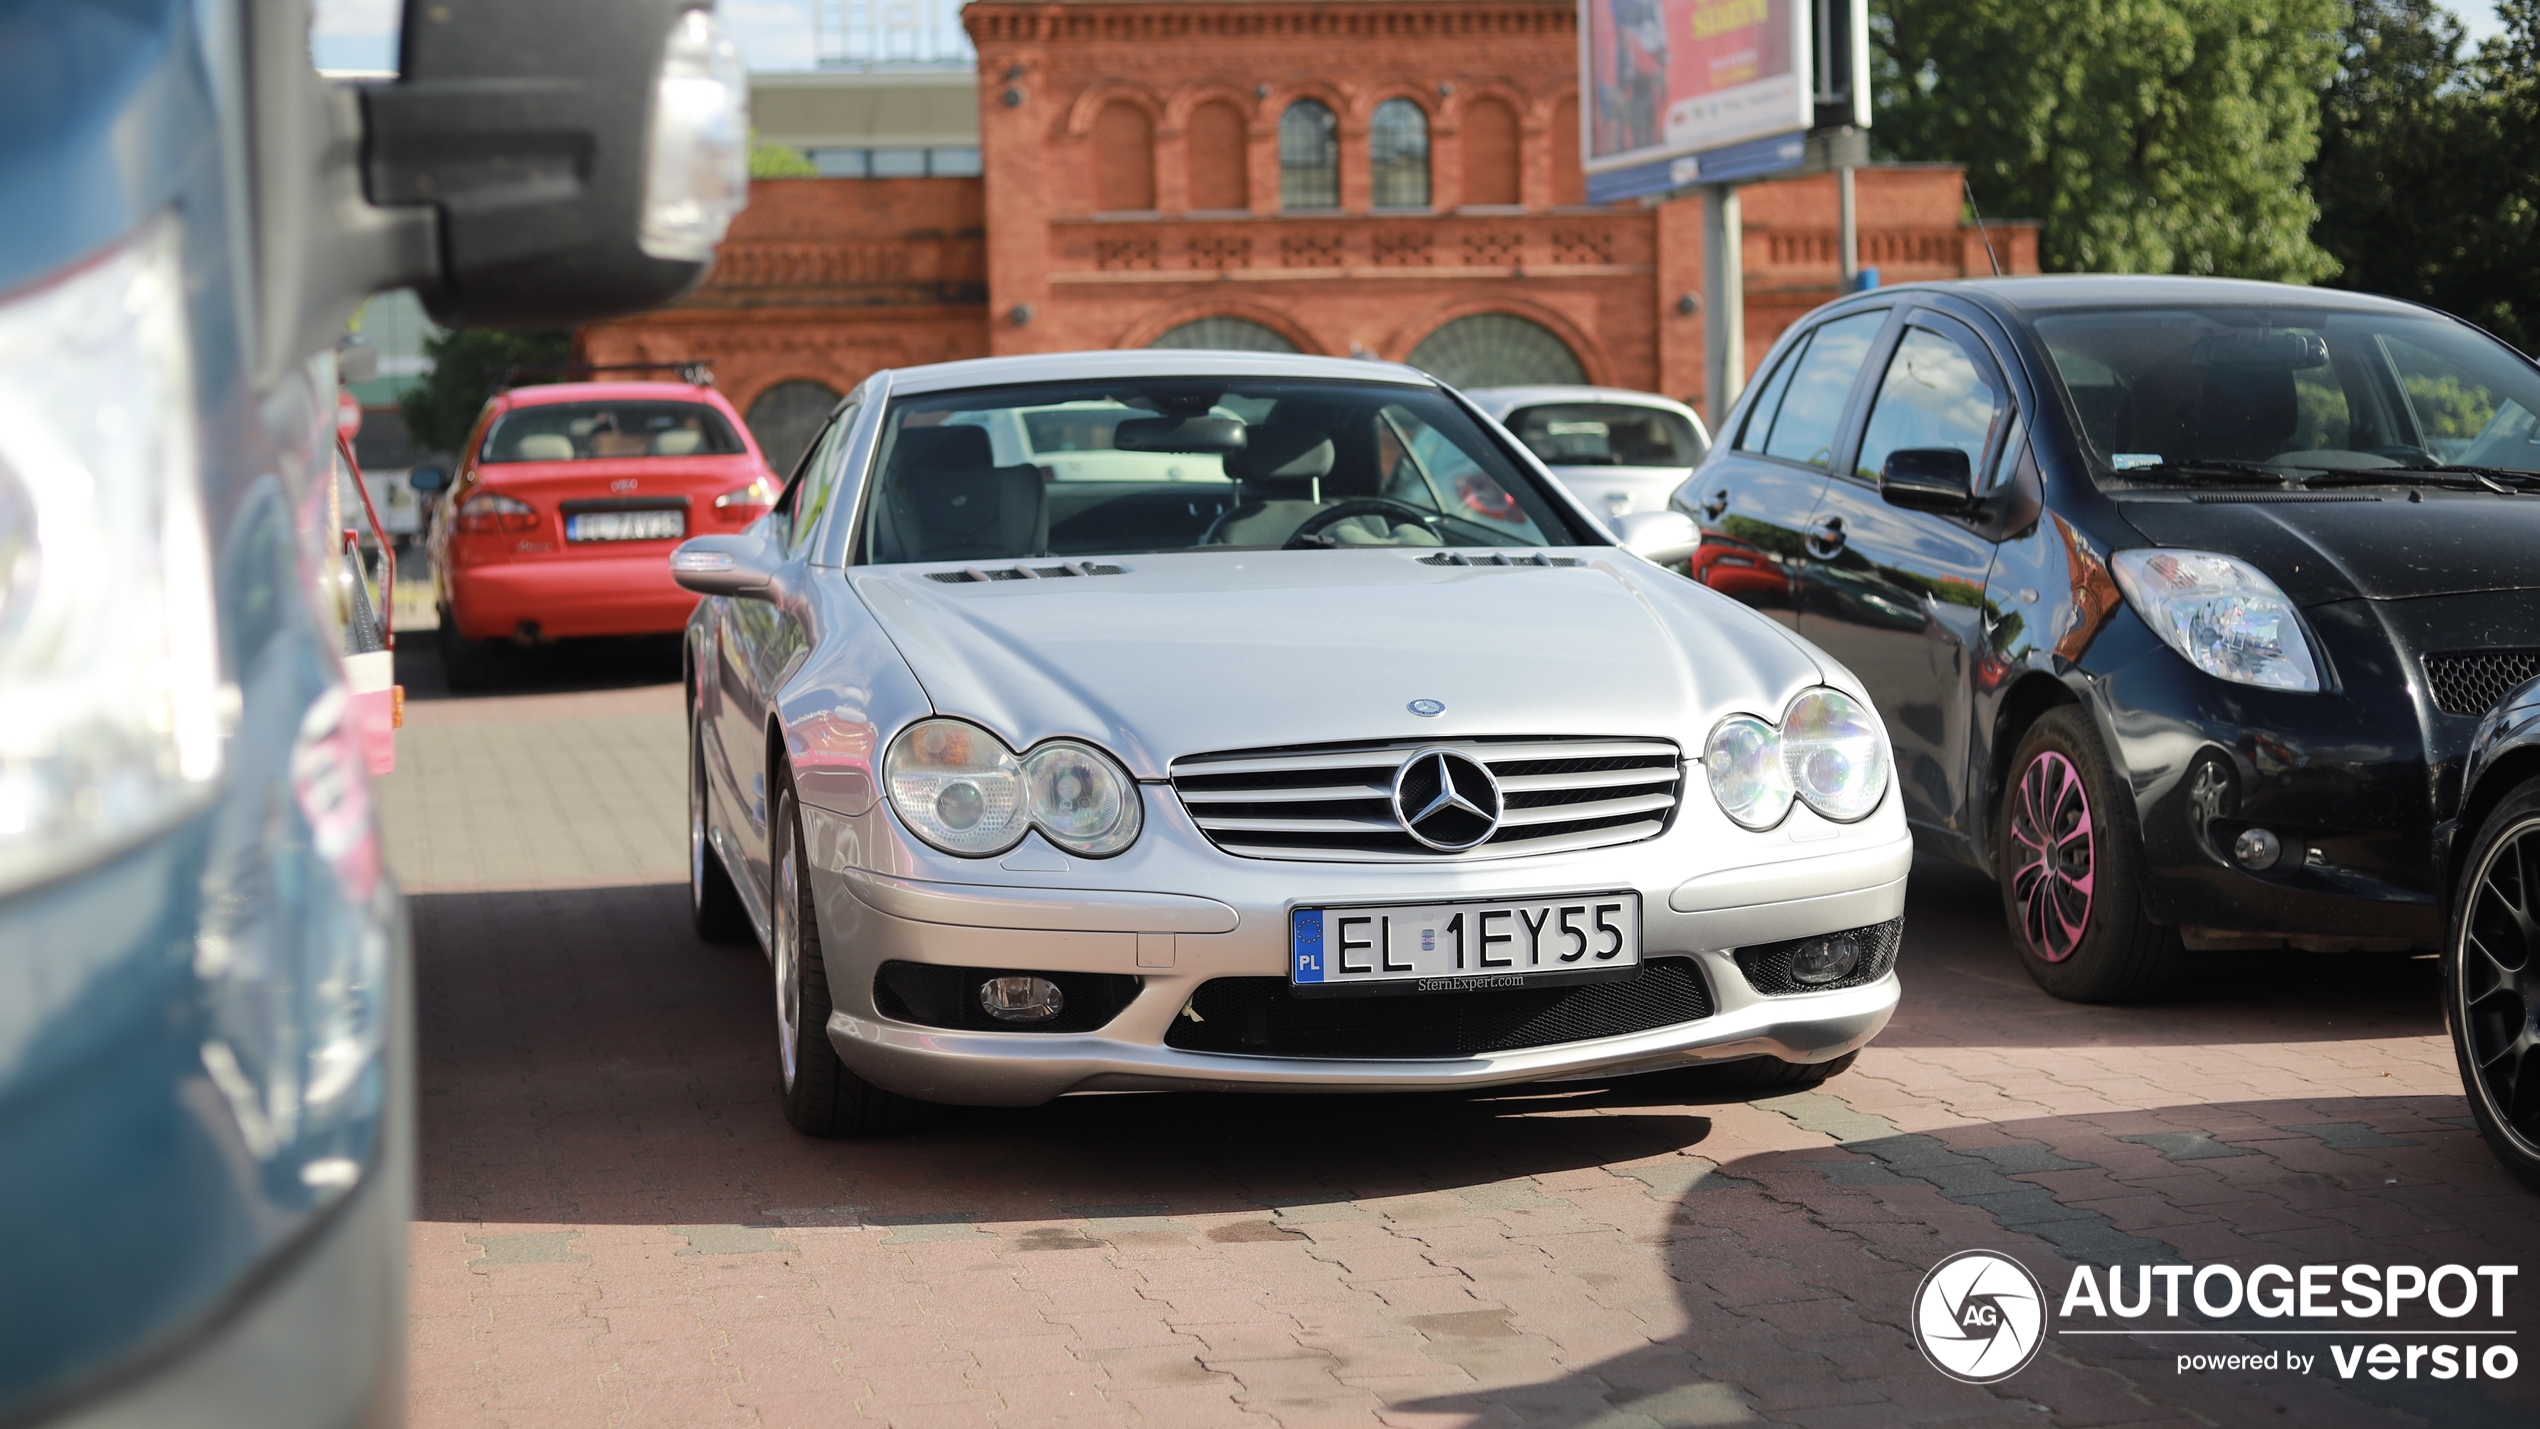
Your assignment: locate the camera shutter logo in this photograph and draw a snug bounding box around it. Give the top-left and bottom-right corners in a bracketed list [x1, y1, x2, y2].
[1912, 1250, 2048, 1383]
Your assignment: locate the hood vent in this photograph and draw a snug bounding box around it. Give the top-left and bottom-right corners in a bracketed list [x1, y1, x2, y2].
[926, 562, 1125, 583]
[1418, 552, 1589, 567]
[1171, 736, 1681, 862]
[2424, 650, 2540, 718]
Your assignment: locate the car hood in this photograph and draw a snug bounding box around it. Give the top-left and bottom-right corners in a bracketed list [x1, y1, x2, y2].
[847, 550, 1826, 778]
[2117, 492, 2540, 604]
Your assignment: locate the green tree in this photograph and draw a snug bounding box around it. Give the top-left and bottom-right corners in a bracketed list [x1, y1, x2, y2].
[749, 132, 817, 178]
[2310, 0, 2539, 349]
[398, 328, 572, 456]
[1875, 0, 2343, 280]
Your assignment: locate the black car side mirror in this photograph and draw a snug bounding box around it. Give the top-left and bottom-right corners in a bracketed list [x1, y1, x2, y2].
[407, 465, 450, 494]
[1879, 448, 1978, 514]
[671, 534, 781, 600]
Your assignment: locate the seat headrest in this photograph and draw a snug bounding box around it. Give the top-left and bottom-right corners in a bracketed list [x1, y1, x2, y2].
[652, 428, 703, 455]
[2199, 365, 2298, 450]
[1225, 422, 1335, 483]
[891, 424, 996, 471]
[515, 433, 575, 461]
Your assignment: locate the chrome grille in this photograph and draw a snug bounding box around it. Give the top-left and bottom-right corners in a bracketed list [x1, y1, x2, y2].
[2424, 651, 2540, 718]
[1170, 736, 1682, 861]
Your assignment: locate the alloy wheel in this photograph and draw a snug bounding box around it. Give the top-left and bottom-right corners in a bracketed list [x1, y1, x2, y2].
[773, 820, 802, 1091]
[2009, 750, 2094, 962]
[2458, 816, 2540, 1159]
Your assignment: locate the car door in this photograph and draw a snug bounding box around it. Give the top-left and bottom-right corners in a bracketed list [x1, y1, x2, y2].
[1683, 307, 1892, 626]
[1797, 308, 2017, 842]
[714, 398, 856, 922]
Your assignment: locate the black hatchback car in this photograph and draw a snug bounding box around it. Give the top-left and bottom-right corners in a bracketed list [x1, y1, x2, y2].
[1674, 275, 2540, 1003]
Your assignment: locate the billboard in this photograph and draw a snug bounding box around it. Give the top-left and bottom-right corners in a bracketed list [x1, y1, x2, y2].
[1580, 0, 1815, 200]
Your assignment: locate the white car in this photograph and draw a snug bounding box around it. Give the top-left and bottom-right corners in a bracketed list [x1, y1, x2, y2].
[1467, 385, 1712, 532]
[672, 350, 1908, 1135]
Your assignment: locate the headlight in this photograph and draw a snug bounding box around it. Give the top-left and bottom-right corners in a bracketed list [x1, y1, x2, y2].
[2110, 549, 2321, 692]
[1704, 714, 1793, 830]
[1704, 688, 1891, 829]
[885, 719, 1143, 858]
[638, 9, 751, 263]
[1782, 687, 1890, 822]
[0, 221, 223, 895]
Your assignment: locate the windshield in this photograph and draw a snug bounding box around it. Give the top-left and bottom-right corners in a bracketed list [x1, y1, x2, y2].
[858, 377, 1588, 563]
[2033, 306, 2540, 480]
[482, 401, 746, 462]
[1505, 401, 1705, 467]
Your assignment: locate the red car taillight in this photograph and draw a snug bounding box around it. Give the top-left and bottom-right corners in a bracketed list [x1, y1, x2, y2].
[713, 476, 774, 519]
[458, 492, 538, 533]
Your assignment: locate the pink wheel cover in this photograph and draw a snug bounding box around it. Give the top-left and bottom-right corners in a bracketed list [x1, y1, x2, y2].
[2009, 750, 2094, 961]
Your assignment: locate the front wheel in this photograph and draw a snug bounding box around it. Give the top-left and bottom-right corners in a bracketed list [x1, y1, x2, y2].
[1996, 706, 2179, 1003]
[771, 776, 931, 1137]
[2446, 777, 2540, 1193]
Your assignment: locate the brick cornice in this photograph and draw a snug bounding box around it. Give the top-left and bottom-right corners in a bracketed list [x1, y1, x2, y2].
[964, 1, 1574, 45]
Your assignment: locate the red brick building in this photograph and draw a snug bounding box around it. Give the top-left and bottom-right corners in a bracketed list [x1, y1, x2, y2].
[582, 0, 2035, 470]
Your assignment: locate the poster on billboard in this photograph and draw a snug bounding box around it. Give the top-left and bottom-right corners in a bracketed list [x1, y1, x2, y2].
[1580, 0, 1814, 199]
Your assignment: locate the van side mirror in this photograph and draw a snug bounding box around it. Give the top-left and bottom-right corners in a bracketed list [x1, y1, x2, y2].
[359, 0, 748, 327]
[1879, 448, 1978, 514]
[1613, 510, 1700, 566]
[672, 534, 781, 599]
[407, 465, 450, 494]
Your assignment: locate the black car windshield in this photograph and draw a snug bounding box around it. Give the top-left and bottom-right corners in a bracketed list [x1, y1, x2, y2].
[2034, 306, 2540, 481]
[858, 377, 1588, 563]
[482, 401, 746, 462]
[1504, 402, 1705, 467]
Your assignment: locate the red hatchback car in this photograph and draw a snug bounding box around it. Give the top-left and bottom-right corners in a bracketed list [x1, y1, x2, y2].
[428, 379, 776, 687]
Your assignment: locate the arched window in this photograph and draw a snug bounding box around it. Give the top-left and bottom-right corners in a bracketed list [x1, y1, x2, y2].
[1407, 314, 1587, 388]
[1369, 98, 1430, 209]
[1148, 317, 1299, 353]
[1551, 95, 1583, 206]
[1185, 100, 1250, 210]
[1278, 100, 1338, 210]
[745, 380, 844, 478]
[1093, 101, 1156, 212]
[1462, 98, 1520, 206]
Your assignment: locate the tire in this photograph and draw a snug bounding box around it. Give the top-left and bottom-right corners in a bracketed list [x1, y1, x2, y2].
[771, 775, 931, 1136]
[2444, 777, 2540, 1193]
[688, 716, 750, 944]
[1996, 706, 2180, 1003]
[436, 608, 497, 693]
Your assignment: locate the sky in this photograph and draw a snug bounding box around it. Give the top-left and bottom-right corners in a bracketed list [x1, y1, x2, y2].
[312, 0, 2508, 78]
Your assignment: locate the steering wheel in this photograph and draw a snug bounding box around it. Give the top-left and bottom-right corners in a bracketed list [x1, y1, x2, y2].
[1282, 498, 1441, 550]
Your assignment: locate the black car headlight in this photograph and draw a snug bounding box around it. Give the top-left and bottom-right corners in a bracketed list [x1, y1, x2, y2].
[885, 718, 1142, 857]
[2111, 548, 2322, 693]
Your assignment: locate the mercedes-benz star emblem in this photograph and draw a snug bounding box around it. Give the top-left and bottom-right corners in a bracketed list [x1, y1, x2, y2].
[1407, 699, 1445, 717]
[1391, 748, 1503, 852]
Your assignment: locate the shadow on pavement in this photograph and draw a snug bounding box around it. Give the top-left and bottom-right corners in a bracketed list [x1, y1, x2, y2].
[395, 632, 681, 702]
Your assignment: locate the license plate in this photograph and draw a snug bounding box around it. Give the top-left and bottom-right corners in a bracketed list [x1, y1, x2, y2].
[1289, 893, 1641, 997]
[566, 509, 684, 542]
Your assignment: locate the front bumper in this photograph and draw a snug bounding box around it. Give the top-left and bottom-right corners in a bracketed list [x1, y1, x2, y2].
[800, 794, 1911, 1106]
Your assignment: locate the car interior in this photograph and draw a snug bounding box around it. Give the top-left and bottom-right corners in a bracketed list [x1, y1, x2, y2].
[858, 380, 1579, 563]
[483, 401, 745, 462]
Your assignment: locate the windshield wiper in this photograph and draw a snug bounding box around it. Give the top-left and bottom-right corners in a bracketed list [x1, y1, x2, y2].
[2301, 466, 2540, 494]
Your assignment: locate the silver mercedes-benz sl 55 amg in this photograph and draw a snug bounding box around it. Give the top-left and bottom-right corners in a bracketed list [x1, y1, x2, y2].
[669, 350, 1911, 1135]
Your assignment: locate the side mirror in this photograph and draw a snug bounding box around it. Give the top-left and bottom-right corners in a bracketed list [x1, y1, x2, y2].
[1879, 448, 1978, 514]
[671, 534, 781, 599]
[1613, 510, 1700, 566]
[360, 1, 749, 326]
[407, 465, 450, 494]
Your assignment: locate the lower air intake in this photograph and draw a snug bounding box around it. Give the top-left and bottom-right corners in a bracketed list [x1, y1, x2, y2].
[872, 962, 1141, 1033]
[2423, 650, 2540, 718]
[1162, 957, 1712, 1059]
[1733, 919, 1902, 995]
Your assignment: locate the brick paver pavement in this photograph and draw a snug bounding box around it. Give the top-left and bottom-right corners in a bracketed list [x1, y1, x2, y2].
[381, 648, 2540, 1428]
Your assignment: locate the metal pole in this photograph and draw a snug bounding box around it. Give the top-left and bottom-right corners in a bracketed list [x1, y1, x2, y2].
[1838, 163, 1859, 289]
[1703, 183, 1744, 435]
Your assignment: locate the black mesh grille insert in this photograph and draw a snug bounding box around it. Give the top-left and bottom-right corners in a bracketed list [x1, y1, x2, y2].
[1733, 919, 1902, 995]
[1162, 957, 1712, 1059]
[2424, 651, 2540, 718]
[872, 962, 1142, 1033]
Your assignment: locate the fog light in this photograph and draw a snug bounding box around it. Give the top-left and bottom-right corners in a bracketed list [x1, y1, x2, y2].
[2233, 826, 2282, 871]
[980, 975, 1064, 1023]
[1789, 935, 1862, 986]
